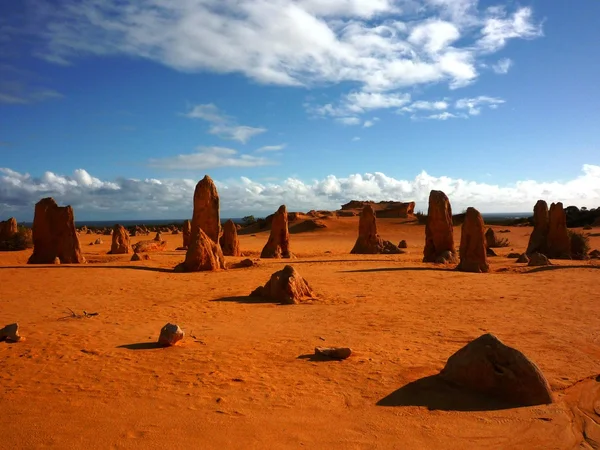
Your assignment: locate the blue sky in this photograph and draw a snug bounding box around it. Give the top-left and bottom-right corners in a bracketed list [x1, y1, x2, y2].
[1, 0, 599, 220]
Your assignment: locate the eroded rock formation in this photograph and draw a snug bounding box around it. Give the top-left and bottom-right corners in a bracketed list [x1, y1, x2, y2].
[547, 202, 571, 258]
[220, 219, 241, 256]
[526, 200, 549, 255]
[0, 217, 17, 241]
[351, 205, 402, 254]
[261, 205, 292, 258]
[423, 190, 456, 263]
[250, 265, 314, 304]
[109, 224, 131, 254]
[457, 207, 489, 273]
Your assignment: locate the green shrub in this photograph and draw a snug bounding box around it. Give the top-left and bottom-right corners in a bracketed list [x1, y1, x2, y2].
[241, 215, 257, 227]
[569, 230, 590, 260]
[492, 236, 510, 248]
[415, 211, 427, 225]
[0, 226, 33, 251]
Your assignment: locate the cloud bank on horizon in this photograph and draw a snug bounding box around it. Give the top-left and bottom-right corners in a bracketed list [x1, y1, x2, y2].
[2, 165, 600, 221]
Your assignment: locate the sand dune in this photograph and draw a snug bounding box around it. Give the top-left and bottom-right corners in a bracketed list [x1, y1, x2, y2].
[1, 218, 600, 449]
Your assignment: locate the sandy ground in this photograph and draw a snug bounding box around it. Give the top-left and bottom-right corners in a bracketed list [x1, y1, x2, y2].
[1, 217, 600, 449]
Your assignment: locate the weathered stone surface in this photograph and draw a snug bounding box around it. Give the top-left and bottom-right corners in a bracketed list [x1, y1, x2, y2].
[0, 217, 17, 241]
[423, 190, 456, 263]
[315, 347, 352, 360]
[220, 219, 241, 256]
[228, 258, 255, 269]
[179, 228, 224, 272]
[485, 228, 497, 249]
[440, 333, 553, 407]
[250, 265, 314, 304]
[0, 323, 21, 342]
[28, 197, 85, 264]
[517, 253, 530, 263]
[182, 219, 191, 248]
[589, 249, 600, 259]
[158, 323, 184, 346]
[526, 200, 549, 256]
[109, 224, 131, 254]
[547, 202, 571, 259]
[154, 231, 162, 242]
[457, 207, 489, 273]
[261, 205, 292, 258]
[131, 253, 150, 261]
[132, 240, 167, 253]
[435, 250, 458, 264]
[507, 252, 521, 259]
[351, 205, 385, 254]
[398, 240, 408, 249]
[528, 252, 550, 266]
[94, 238, 103, 245]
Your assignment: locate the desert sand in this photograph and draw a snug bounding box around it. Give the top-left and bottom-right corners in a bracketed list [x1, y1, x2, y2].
[1, 216, 600, 449]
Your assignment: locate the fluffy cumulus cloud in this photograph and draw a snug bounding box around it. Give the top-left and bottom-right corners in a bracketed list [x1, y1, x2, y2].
[3, 165, 600, 220]
[184, 104, 266, 143]
[13, 0, 542, 116]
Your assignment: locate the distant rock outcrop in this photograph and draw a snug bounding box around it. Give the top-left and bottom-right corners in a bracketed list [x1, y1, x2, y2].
[457, 207, 489, 273]
[220, 219, 241, 256]
[109, 224, 131, 254]
[547, 202, 571, 258]
[526, 200, 549, 256]
[261, 205, 292, 258]
[351, 205, 402, 254]
[440, 333, 553, 407]
[339, 200, 415, 218]
[0, 217, 17, 241]
[28, 197, 85, 264]
[250, 265, 315, 304]
[180, 176, 225, 271]
[423, 190, 457, 263]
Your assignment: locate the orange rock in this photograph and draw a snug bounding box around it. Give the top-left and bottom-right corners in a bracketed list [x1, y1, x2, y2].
[457, 207, 489, 273]
[547, 202, 571, 259]
[250, 265, 314, 304]
[526, 200, 549, 255]
[109, 224, 131, 254]
[28, 198, 85, 264]
[220, 219, 241, 256]
[351, 205, 400, 254]
[132, 240, 167, 253]
[179, 228, 224, 272]
[260, 205, 292, 258]
[182, 219, 191, 248]
[423, 190, 456, 263]
[0, 217, 17, 241]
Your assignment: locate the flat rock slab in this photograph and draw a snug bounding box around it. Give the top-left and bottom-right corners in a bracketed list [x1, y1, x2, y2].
[315, 347, 352, 360]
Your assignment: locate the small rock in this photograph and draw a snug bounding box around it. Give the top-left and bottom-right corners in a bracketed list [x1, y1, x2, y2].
[528, 252, 550, 266]
[507, 252, 521, 258]
[158, 323, 184, 346]
[589, 249, 600, 259]
[398, 240, 408, 249]
[517, 253, 530, 263]
[0, 323, 21, 342]
[94, 238, 103, 245]
[131, 253, 150, 261]
[486, 248, 497, 257]
[315, 346, 352, 360]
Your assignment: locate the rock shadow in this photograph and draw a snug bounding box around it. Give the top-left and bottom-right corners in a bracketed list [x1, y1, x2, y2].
[524, 265, 600, 274]
[211, 295, 279, 304]
[117, 342, 166, 350]
[377, 374, 520, 411]
[297, 353, 343, 362]
[341, 267, 453, 274]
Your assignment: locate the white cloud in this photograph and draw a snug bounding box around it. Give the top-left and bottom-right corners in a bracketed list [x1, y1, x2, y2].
[401, 100, 449, 113]
[336, 117, 361, 126]
[256, 144, 286, 153]
[3, 165, 600, 219]
[147, 146, 274, 170]
[352, 136, 360, 141]
[422, 111, 465, 120]
[455, 96, 505, 115]
[491, 57, 513, 74]
[24, 1, 541, 96]
[363, 120, 374, 128]
[184, 103, 266, 143]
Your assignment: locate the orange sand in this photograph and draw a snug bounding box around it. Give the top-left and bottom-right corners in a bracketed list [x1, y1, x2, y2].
[1, 218, 599, 449]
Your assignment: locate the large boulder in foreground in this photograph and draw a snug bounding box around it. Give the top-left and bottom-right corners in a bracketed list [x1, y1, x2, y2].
[158, 323, 184, 346]
[178, 228, 224, 272]
[441, 333, 553, 407]
[457, 207, 489, 273]
[261, 205, 292, 258]
[109, 224, 131, 254]
[423, 190, 457, 263]
[132, 240, 167, 253]
[350, 205, 402, 254]
[250, 265, 314, 304]
[547, 202, 571, 259]
[220, 219, 241, 256]
[0, 217, 17, 241]
[526, 200, 549, 256]
[182, 219, 191, 248]
[28, 197, 85, 264]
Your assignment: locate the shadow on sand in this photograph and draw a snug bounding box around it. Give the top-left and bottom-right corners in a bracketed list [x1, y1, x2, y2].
[341, 267, 452, 274]
[377, 374, 518, 412]
[297, 353, 344, 362]
[211, 295, 279, 304]
[524, 264, 600, 274]
[117, 342, 166, 350]
[0, 265, 174, 274]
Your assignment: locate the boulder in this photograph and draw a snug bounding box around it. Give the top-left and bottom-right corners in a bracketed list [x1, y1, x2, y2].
[132, 240, 167, 253]
[260, 205, 292, 258]
[486, 248, 497, 257]
[250, 265, 314, 304]
[546, 202, 571, 259]
[154, 231, 162, 242]
[182, 219, 191, 248]
[158, 323, 184, 346]
[528, 252, 550, 266]
[220, 219, 241, 256]
[589, 249, 600, 259]
[94, 238, 103, 245]
[440, 333, 553, 407]
[457, 207, 489, 273]
[131, 253, 150, 261]
[485, 228, 497, 248]
[229, 258, 255, 269]
[109, 224, 131, 254]
[516, 253, 530, 263]
[351, 205, 402, 254]
[27, 197, 85, 264]
[315, 347, 352, 360]
[0, 323, 21, 342]
[423, 190, 457, 263]
[435, 250, 457, 264]
[526, 200, 549, 255]
[178, 228, 224, 272]
[398, 240, 408, 249]
[0, 217, 17, 241]
[180, 176, 225, 271]
[507, 252, 521, 258]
